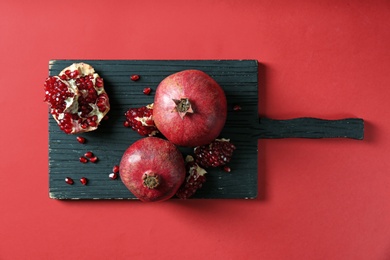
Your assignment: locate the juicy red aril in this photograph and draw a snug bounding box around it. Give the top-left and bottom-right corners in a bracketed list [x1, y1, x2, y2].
[79, 156, 88, 163]
[223, 166, 231, 172]
[84, 151, 94, 158]
[43, 77, 74, 112]
[69, 70, 79, 79]
[143, 87, 152, 95]
[112, 165, 120, 174]
[109, 172, 118, 180]
[95, 77, 103, 88]
[76, 136, 86, 144]
[65, 177, 74, 185]
[89, 156, 98, 163]
[233, 105, 242, 111]
[130, 74, 140, 81]
[80, 177, 88, 185]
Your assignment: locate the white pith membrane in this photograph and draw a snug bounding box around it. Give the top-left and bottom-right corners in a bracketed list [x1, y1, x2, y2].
[49, 63, 110, 134]
[185, 155, 207, 180]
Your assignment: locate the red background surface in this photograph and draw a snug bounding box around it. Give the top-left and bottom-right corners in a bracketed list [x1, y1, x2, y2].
[1, 0, 389, 259]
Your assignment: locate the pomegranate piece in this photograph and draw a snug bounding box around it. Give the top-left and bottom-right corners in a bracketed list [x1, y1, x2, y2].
[80, 177, 88, 185]
[89, 156, 98, 163]
[79, 156, 88, 163]
[112, 165, 120, 174]
[176, 155, 207, 199]
[130, 74, 140, 81]
[222, 165, 231, 172]
[65, 177, 74, 185]
[143, 87, 152, 95]
[109, 172, 118, 180]
[76, 136, 86, 144]
[84, 151, 94, 158]
[153, 70, 227, 147]
[43, 63, 110, 134]
[233, 104, 242, 111]
[194, 138, 236, 168]
[124, 103, 159, 137]
[119, 137, 186, 202]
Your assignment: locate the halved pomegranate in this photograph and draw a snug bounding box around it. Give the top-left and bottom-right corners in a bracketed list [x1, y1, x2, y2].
[44, 63, 110, 134]
[153, 70, 227, 147]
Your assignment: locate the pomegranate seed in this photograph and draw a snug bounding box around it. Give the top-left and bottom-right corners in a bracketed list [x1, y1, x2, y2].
[64, 70, 71, 78]
[69, 70, 79, 79]
[109, 172, 118, 180]
[84, 151, 94, 158]
[130, 74, 140, 81]
[79, 156, 88, 163]
[80, 177, 88, 185]
[143, 87, 152, 95]
[233, 105, 242, 111]
[76, 136, 86, 144]
[112, 165, 120, 174]
[103, 115, 109, 120]
[89, 156, 98, 163]
[89, 121, 97, 127]
[95, 77, 103, 88]
[223, 166, 231, 172]
[65, 177, 74, 185]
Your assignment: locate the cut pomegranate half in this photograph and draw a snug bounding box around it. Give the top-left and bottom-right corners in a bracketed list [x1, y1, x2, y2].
[44, 63, 110, 134]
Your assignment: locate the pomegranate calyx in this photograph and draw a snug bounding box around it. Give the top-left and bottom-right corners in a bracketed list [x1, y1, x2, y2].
[172, 98, 193, 119]
[142, 172, 160, 189]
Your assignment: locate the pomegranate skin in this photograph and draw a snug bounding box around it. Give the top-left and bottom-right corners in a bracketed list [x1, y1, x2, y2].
[153, 70, 227, 147]
[119, 137, 186, 202]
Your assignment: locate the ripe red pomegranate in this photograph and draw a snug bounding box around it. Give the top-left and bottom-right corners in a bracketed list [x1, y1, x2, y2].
[44, 63, 110, 134]
[153, 70, 227, 147]
[119, 137, 186, 202]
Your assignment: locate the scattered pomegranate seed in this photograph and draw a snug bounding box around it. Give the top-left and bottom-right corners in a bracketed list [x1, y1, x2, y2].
[103, 115, 109, 120]
[233, 105, 242, 111]
[76, 136, 86, 144]
[143, 87, 152, 95]
[130, 74, 140, 81]
[223, 166, 231, 172]
[90, 156, 99, 163]
[80, 177, 88, 185]
[65, 177, 74, 185]
[84, 151, 94, 158]
[112, 165, 120, 174]
[79, 156, 88, 163]
[109, 172, 118, 180]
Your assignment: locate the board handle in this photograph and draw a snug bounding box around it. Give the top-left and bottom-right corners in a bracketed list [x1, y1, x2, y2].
[255, 117, 364, 140]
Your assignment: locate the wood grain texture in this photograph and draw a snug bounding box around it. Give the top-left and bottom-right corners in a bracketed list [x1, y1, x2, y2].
[48, 60, 259, 199]
[256, 118, 364, 140]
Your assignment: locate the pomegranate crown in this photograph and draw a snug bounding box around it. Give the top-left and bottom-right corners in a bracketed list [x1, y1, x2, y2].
[172, 98, 194, 119]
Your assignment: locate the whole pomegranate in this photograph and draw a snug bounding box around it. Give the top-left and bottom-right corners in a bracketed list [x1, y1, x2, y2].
[119, 137, 186, 202]
[153, 70, 227, 147]
[43, 63, 110, 134]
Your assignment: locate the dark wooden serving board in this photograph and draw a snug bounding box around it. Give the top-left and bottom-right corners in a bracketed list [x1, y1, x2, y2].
[48, 60, 364, 200]
[49, 60, 260, 199]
